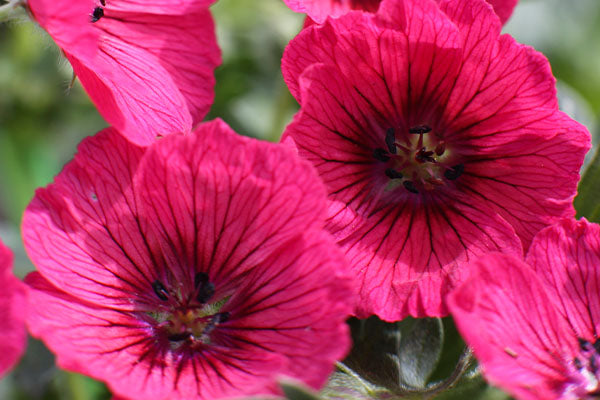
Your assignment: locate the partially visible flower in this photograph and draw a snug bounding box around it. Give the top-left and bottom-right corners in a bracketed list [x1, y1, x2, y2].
[281, 0, 589, 320]
[0, 239, 26, 377]
[26, 0, 221, 145]
[23, 119, 353, 399]
[283, 0, 518, 24]
[449, 218, 600, 400]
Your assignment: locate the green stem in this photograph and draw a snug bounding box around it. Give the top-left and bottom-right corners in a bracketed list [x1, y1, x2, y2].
[421, 346, 474, 399]
[0, 0, 21, 22]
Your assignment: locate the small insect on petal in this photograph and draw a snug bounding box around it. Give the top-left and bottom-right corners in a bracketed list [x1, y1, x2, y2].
[90, 7, 104, 23]
[504, 347, 518, 358]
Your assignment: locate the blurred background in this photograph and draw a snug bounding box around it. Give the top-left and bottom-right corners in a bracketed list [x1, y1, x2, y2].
[0, 0, 599, 398]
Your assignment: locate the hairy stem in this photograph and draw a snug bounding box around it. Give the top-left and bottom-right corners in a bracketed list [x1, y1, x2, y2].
[0, 0, 22, 21]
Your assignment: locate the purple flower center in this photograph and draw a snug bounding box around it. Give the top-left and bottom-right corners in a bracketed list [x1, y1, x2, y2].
[564, 338, 600, 399]
[145, 273, 230, 351]
[373, 125, 464, 194]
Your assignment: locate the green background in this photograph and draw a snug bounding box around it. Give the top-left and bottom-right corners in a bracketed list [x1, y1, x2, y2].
[0, 0, 599, 398]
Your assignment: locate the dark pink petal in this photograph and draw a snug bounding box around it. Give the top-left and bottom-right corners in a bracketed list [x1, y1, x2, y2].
[25, 272, 285, 400]
[448, 253, 578, 400]
[527, 219, 600, 341]
[22, 128, 150, 309]
[24, 120, 353, 398]
[104, 0, 215, 14]
[282, 0, 589, 320]
[283, 0, 382, 23]
[287, 62, 522, 320]
[27, 0, 220, 145]
[0, 241, 26, 377]
[487, 0, 518, 24]
[283, 0, 516, 25]
[134, 119, 329, 286]
[220, 230, 353, 390]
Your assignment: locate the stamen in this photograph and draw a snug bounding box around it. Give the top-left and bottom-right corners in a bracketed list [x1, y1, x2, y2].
[384, 168, 403, 180]
[168, 332, 191, 342]
[435, 141, 446, 156]
[100, 0, 106, 5]
[409, 125, 432, 135]
[91, 7, 104, 22]
[152, 280, 169, 301]
[415, 148, 435, 163]
[385, 128, 397, 154]
[593, 339, 600, 354]
[214, 312, 230, 324]
[194, 272, 209, 288]
[444, 164, 464, 181]
[195, 272, 215, 304]
[373, 148, 390, 162]
[403, 180, 419, 194]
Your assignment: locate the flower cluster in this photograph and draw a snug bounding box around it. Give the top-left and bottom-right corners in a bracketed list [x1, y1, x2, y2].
[0, 0, 597, 399]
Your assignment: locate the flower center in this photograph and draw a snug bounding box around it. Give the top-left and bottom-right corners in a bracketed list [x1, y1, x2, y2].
[372, 125, 464, 194]
[148, 273, 229, 350]
[564, 338, 600, 399]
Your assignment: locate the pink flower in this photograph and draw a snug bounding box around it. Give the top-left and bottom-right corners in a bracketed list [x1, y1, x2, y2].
[281, 0, 589, 320]
[283, 0, 518, 24]
[26, 0, 221, 145]
[448, 218, 600, 400]
[23, 120, 353, 399]
[0, 240, 26, 377]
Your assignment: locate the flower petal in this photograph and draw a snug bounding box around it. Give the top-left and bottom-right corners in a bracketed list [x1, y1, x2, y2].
[25, 272, 284, 400]
[526, 218, 600, 340]
[448, 253, 577, 400]
[134, 119, 329, 286]
[0, 241, 26, 377]
[22, 128, 151, 309]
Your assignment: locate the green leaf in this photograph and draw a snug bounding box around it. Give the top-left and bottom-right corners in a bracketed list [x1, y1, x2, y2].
[341, 317, 444, 393]
[280, 380, 323, 400]
[395, 318, 444, 389]
[575, 146, 600, 222]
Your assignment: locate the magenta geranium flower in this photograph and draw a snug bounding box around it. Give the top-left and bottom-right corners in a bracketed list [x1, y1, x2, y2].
[283, 0, 518, 24]
[448, 218, 600, 400]
[281, 0, 589, 320]
[23, 120, 353, 399]
[26, 0, 221, 145]
[0, 239, 26, 377]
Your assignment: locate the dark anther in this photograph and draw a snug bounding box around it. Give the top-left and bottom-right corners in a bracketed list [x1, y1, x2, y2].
[444, 164, 464, 181]
[91, 7, 104, 22]
[195, 272, 215, 303]
[409, 125, 432, 135]
[574, 357, 582, 369]
[214, 312, 230, 324]
[385, 128, 397, 154]
[194, 272, 209, 288]
[579, 338, 592, 351]
[168, 332, 191, 342]
[384, 168, 403, 180]
[593, 338, 600, 354]
[100, 0, 106, 5]
[415, 147, 435, 163]
[152, 280, 169, 301]
[373, 148, 390, 162]
[403, 180, 419, 194]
